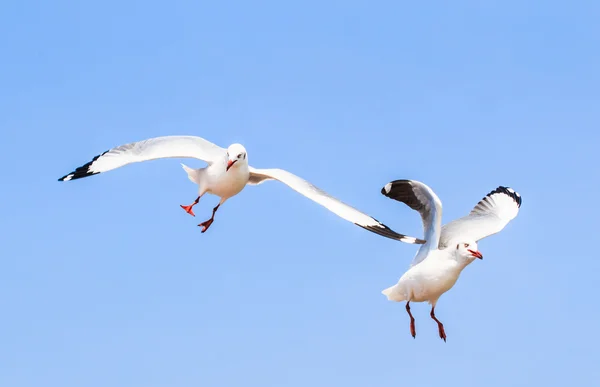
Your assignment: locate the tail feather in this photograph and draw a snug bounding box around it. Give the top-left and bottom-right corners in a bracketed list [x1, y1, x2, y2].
[382, 286, 394, 297]
[181, 163, 200, 184]
[381, 285, 403, 301]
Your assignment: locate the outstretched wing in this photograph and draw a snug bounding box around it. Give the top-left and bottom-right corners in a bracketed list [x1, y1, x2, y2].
[248, 167, 425, 244]
[439, 186, 522, 249]
[381, 180, 442, 266]
[58, 136, 225, 181]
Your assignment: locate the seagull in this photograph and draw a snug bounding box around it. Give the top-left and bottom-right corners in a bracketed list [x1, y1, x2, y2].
[379, 180, 522, 341]
[58, 135, 424, 243]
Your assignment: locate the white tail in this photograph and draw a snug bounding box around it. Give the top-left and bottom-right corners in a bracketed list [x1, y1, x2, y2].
[181, 163, 200, 184]
[381, 285, 403, 301]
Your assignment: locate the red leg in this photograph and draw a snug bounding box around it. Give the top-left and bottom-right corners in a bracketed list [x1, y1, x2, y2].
[430, 306, 446, 342]
[198, 204, 220, 233]
[180, 196, 201, 217]
[406, 301, 416, 339]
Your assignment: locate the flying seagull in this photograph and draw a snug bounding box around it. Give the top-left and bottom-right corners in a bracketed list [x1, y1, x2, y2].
[58, 135, 424, 243]
[380, 180, 521, 341]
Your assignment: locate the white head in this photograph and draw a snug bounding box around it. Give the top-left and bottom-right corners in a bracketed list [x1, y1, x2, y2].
[225, 143, 248, 171]
[454, 240, 483, 263]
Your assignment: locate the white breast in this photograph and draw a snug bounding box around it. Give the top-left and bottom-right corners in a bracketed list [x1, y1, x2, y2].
[396, 252, 462, 304]
[206, 162, 250, 198]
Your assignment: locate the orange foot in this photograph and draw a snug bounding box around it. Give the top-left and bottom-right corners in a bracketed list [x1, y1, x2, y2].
[180, 204, 196, 217]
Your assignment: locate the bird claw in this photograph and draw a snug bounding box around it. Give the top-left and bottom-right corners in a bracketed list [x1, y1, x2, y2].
[438, 326, 447, 342]
[198, 219, 214, 233]
[180, 204, 196, 217]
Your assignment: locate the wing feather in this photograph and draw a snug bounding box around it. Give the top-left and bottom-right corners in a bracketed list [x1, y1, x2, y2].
[58, 136, 225, 181]
[381, 180, 442, 266]
[248, 168, 424, 244]
[439, 186, 522, 248]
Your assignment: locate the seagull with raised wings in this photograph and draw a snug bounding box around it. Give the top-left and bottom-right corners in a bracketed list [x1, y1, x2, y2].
[58, 135, 423, 243]
[380, 180, 522, 341]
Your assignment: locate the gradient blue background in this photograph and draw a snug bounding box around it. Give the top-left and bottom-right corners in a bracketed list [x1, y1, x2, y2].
[2, 1, 599, 386]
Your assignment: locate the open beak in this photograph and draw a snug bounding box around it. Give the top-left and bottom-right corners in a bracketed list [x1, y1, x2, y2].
[468, 249, 483, 259]
[226, 159, 237, 172]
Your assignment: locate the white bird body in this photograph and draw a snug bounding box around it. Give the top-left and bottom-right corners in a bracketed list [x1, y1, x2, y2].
[59, 135, 424, 242]
[183, 158, 250, 200]
[383, 249, 465, 304]
[380, 179, 522, 341]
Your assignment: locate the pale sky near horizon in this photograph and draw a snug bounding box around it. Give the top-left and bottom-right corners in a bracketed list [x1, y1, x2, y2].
[2, 1, 600, 386]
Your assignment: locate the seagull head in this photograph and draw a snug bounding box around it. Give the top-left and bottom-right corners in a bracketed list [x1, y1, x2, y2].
[226, 144, 248, 171]
[455, 240, 483, 262]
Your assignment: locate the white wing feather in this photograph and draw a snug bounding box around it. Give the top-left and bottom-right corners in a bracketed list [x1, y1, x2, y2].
[248, 167, 425, 244]
[59, 136, 225, 181]
[439, 187, 522, 249]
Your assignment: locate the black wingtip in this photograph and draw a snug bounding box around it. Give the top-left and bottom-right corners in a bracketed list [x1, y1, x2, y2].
[355, 223, 426, 244]
[58, 169, 100, 182]
[58, 150, 108, 182]
[381, 180, 412, 197]
[380, 180, 428, 213]
[488, 186, 522, 208]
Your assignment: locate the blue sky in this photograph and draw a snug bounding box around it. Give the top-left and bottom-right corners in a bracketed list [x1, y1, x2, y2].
[2, 1, 599, 386]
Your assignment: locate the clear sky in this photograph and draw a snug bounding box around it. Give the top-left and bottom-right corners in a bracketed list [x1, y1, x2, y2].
[1, 1, 599, 386]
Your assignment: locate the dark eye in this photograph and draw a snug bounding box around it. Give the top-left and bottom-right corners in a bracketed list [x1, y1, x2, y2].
[237, 153, 242, 158]
[464, 243, 470, 248]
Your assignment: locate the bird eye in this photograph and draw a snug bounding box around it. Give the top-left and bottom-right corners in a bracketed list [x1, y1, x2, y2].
[237, 153, 242, 158]
[464, 243, 469, 248]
